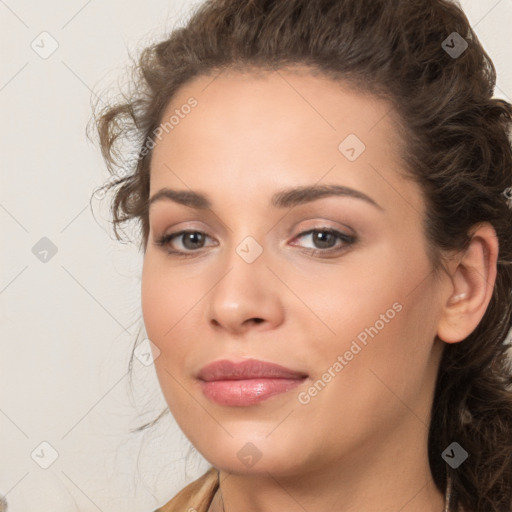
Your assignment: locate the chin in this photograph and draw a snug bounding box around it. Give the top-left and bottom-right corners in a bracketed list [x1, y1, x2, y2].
[195, 434, 307, 477]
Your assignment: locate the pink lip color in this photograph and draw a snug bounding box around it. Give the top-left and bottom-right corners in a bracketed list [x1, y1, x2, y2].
[197, 359, 308, 406]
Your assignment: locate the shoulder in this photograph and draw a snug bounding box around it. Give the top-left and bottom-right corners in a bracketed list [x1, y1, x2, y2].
[154, 467, 220, 512]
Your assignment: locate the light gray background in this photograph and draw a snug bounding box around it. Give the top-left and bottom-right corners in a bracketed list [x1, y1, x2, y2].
[1, 1, 511, 511]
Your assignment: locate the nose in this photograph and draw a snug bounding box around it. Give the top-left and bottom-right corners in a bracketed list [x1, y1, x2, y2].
[205, 245, 285, 336]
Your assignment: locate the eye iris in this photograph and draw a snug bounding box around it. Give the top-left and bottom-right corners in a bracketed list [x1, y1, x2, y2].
[183, 232, 205, 249]
[313, 231, 336, 249]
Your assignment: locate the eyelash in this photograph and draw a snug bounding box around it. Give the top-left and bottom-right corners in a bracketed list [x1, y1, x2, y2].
[154, 227, 356, 258]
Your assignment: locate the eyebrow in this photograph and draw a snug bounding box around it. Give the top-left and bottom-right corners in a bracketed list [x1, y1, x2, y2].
[148, 184, 383, 211]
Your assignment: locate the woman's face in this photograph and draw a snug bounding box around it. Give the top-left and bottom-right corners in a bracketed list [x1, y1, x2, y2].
[141, 68, 447, 477]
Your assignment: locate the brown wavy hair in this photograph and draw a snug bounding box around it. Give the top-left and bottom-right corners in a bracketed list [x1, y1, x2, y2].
[89, 0, 512, 510]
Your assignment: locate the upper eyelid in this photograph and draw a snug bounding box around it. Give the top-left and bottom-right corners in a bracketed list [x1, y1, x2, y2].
[163, 225, 351, 238]
[155, 216, 355, 236]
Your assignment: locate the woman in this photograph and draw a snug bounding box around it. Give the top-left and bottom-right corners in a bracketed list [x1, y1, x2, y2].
[92, 0, 512, 510]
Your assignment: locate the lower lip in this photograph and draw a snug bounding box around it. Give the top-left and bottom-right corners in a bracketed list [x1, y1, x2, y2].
[200, 378, 306, 406]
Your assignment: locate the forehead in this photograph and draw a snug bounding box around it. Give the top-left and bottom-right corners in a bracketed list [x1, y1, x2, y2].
[154, 66, 401, 153]
[149, 67, 420, 218]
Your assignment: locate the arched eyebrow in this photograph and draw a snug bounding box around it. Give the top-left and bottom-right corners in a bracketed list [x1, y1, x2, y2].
[148, 184, 383, 211]
[271, 184, 383, 211]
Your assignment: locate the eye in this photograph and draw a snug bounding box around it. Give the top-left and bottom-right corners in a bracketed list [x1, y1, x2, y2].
[155, 230, 216, 256]
[154, 227, 356, 258]
[290, 228, 356, 255]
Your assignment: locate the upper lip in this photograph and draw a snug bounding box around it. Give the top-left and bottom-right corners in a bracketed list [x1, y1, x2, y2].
[197, 358, 308, 381]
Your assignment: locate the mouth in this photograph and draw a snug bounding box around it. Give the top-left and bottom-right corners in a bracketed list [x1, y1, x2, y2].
[197, 358, 308, 406]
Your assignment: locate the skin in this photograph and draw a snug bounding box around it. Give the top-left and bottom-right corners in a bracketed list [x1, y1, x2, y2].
[141, 67, 498, 512]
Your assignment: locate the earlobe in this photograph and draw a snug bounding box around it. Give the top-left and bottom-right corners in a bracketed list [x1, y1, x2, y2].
[436, 223, 498, 344]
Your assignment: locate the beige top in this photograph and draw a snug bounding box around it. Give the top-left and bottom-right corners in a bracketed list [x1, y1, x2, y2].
[155, 467, 463, 512]
[155, 467, 219, 512]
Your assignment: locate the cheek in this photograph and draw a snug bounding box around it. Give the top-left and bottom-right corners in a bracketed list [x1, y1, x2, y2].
[299, 259, 401, 350]
[310, 246, 434, 375]
[141, 253, 186, 316]
[141, 266, 188, 409]
[141, 257, 203, 376]
[141, 276, 167, 340]
[141, 257, 180, 347]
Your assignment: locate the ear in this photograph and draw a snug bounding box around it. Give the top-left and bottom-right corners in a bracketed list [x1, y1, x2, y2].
[437, 222, 499, 344]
